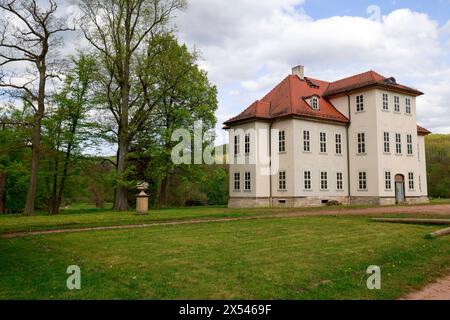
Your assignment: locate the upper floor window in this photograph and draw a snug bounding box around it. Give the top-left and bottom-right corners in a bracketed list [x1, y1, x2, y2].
[396, 133, 402, 154]
[382, 93, 389, 111]
[234, 135, 240, 156]
[279, 131, 286, 153]
[407, 134, 413, 155]
[279, 171, 287, 190]
[405, 98, 411, 114]
[408, 172, 415, 190]
[356, 95, 364, 112]
[304, 171, 312, 190]
[303, 130, 311, 152]
[320, 132, 327, 153]
[394, 96, 400, 112]
[383, 132, 390, 153]
[244, 172, 251, 191]
[358, 171, 367, 191]
[336, 172, 343, 190]
[385, 171, 392, 190]
[335, 134, 342, 155]
[311, 97, 320, 110]
[320, 172, 328, 190]
[244, 133, 251, 155]
[234, 172, 241, 191]
[357, 133, 366, 154]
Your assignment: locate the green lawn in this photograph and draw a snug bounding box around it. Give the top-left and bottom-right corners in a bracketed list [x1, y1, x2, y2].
[0, 213, 449, 299]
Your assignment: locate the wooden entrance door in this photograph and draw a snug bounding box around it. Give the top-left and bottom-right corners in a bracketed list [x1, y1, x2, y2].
[395, 174, 405, 204]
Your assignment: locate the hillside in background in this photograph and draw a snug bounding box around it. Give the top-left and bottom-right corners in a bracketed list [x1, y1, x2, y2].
[425, 134, 450, 198]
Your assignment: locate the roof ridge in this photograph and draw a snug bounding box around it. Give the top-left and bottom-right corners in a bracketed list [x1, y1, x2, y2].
[261, 75, 291, 102]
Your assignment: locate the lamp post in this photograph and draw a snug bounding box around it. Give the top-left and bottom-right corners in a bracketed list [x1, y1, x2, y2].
[136, 182, 149, 215]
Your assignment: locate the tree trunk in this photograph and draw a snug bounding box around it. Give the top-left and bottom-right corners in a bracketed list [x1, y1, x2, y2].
[24, 112, 42, 215]
[157, 175, 169, 209]
[0, 171, 6, 214]
[113, 133, 129, 211]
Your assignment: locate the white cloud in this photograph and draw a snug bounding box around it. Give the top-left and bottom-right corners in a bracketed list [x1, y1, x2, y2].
[175, 1, 450, 136]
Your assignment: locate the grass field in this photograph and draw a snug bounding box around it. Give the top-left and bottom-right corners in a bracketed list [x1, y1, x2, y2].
[0, 205, 450, 300]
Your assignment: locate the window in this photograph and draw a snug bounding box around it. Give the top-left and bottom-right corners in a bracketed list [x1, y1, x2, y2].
[234, 172, 240, 191]
[394, 96, 400, 112]
[419, 175, 422, 192]
[279, 131, 286, 152]
[406, 98, 411, 114]
[407, 134, 413, 155]
[357, 133, 366, 154]
[356, 95, 364, 112]
[244, 172, 251, 191]
[408, 172, 415, 190]
[311, 97, 320, 110]
[383, 132, 390, 153]
[304, 171, 312, 190]
[336, 172, 343, 190]
[320, 132, 327, 153]
[244, 134, 250, 155]
[279, 171, 286, 190]
[385, 171, 392, 190]
[358, 172, 367, 191]
[382, 93, 389, 111]
[320, 172, 328, 190]
[303, 130, 311, 152]
[234, 135, 240, 156]
[335, 134, 342, 155]
[396, 133, 402, 154]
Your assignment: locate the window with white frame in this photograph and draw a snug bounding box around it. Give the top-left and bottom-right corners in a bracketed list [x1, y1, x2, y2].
[279, 171, 286, 190]
[336, 172, 343, 190]
[244, 133, 250, 155]
[383, 93, 389, 111]
[408, 172, 415, 190]
[406, 98, 411, 114]
[320, 132, 327, 153]
[407, 134, 413, 155]
[244, 172, 251, 191]
[311, 97, 320, 110]
[335, 134, 342, 155]
[234, 172, 240, 191]
[303, 130, 310, 152]
[396, 133, 402, 154]
[385, 171, 392, 190]
[356, 95, 364, 112]
[320, 172, 328, 190]
[384, 132, 390, 153]
[357, 133, 366, 154]
[304, 171, 312, 190]
[358, 171, 367, 191]
[234, 135, 240, 156]
[279, 131, 286, 152]
[419, 175, 422, 192]
[394, 96, 400, 112]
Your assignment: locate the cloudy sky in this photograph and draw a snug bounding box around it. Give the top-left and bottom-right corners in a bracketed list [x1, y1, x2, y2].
[174, 0, 450, 144]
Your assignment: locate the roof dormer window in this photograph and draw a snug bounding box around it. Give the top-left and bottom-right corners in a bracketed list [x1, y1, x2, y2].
[311, 97, 320, 110]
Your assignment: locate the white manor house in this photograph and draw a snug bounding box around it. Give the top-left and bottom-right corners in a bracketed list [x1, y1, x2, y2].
[224, 66, 431, 208]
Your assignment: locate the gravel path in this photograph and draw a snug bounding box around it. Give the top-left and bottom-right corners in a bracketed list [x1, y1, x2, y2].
[403, 276, 450, 300]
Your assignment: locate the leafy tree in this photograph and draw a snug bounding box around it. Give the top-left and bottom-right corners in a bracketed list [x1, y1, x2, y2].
[425, 134, 450, 198]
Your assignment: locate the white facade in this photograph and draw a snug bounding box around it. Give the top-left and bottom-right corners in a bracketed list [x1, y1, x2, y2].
[228, 87, 429, 208]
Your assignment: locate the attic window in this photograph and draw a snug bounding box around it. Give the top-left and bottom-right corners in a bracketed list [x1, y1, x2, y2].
[311, 97, 320, 110]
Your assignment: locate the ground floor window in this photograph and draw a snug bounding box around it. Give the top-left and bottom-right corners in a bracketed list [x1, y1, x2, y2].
[336, 172, 343, 190]
[385, 171, 392, 190]
[279, 171, 286, 190]
[408, 172, 415, 190]
[234, 172, 241, 191]
[358, 171, 367, 191]
[320, 172, 328, 190]
[304, 171, 311, 190]
[244, 172, 251, 191]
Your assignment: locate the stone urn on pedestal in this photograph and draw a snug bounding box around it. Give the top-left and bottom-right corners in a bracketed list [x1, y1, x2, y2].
[136, 182, 149, 215]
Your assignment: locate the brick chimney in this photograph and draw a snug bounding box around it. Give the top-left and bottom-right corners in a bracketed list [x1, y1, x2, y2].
[292, 65, 304, 80]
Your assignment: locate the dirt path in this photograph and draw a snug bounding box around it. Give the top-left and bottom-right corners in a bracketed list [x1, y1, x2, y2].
[403, 275, 450, 300]
[1, 204, 449, 239]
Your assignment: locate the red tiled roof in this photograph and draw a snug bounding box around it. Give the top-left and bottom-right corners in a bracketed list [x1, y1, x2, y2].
[417, 125, 431, 135]
[224, 70, 427, 130]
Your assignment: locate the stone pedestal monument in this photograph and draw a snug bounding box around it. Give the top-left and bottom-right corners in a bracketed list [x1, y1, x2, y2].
[136, 182, 149, 215]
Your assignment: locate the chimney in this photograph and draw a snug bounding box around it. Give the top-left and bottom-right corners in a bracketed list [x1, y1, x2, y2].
[292, 65, 304, 80]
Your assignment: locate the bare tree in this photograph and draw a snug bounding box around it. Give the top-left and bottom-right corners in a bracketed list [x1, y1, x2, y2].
[76, 0, 186, 211]
[0, 0, 74, 215]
